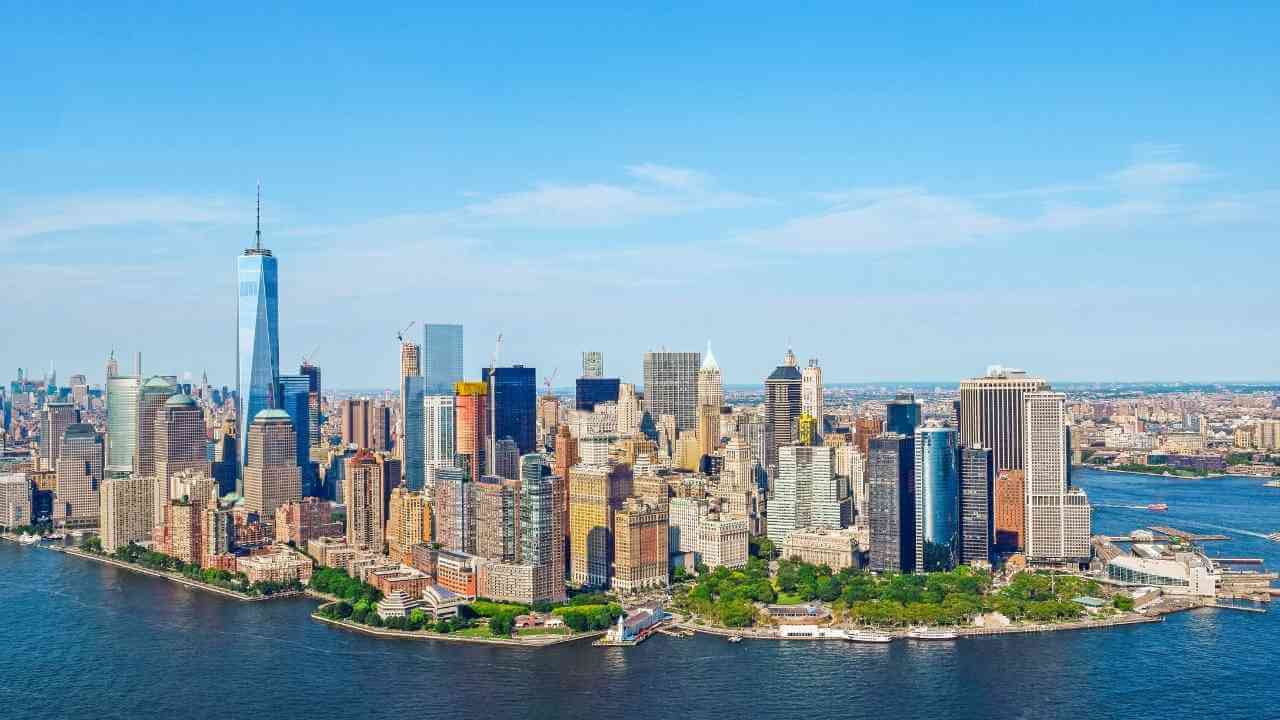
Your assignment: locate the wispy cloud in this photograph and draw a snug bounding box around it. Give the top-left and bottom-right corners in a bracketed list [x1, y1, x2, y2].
[0, 194, 238, 248]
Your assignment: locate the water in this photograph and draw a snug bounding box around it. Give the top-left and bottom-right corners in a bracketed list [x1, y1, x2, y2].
[2, 467, 1278, 720]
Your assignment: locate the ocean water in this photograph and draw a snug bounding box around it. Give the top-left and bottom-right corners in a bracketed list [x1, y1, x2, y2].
[2, 467, 1277, 720]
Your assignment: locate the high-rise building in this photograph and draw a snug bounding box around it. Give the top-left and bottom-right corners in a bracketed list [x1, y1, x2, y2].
[100, 474, 152, 553]
[959, 367, 1050, 473]
[575, 377, 620, 412]
[642, 351, 700, 431]
[423, 324, 464, 394]
[386, 486, 430, 563]
[154, 394, 211, 526]
[401, 376, 426, 491]
[39, 401, 78, 472]
[581, 351, 603, 379]
[868, 433, 915, 573]
[696, 343, 723, 415]
[135, 376, 175, 478]
[914, 426, 960, 572]
[767, 444, 838, 545]
[242, 409, 301, 519]
[344, 449, 385, 552]
[482, 365, 537, 457]
[237, 191, 281, 476]
[885, 393, 922, 436]
[424, 394, 456, 475]
[400, 342, 421, 383]
[616, 383, 641, 436]
[959, 445, 994, 566]
[277, 374, 312, 471]
[801, 358, 823, 426]
[518, 453, 567, 603]
[454, 381, 488, 483]
[569, 464, 627, 588]
[0, 473, 33, 529]
[475, 475, 520, 562]
[493, 438, 519, 480]
[1024, 391, 1090, 563]
[433, 464, 473, 553]
[299, 362, 322, 448]
[612, 498, 669, 594]
[697, 403, 719, 459]
[993, 469, 1025, 551]
[53, 423, 104, 529]
[854, 416, 883, 457]
[764, 348, 802, 471]
[105, 375, 141, 474]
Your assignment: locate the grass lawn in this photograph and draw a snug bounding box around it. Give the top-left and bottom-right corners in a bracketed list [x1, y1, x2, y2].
[451, 626, 497, 638]
[775, 591, 806, 605]
[516, 627, 571, 637]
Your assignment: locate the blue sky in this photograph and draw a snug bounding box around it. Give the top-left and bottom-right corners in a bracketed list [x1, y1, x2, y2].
[4, 3, 1278, 387]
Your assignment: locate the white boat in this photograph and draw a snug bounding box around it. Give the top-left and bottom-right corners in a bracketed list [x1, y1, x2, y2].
[846, 630, 893, 644]
[727, 635, 743, 643]
[907, 626, 958, 641]
[17, 533, 40, 545]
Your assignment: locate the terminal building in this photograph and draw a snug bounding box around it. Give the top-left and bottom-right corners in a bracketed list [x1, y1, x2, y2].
[1105, 551, 1218, 598]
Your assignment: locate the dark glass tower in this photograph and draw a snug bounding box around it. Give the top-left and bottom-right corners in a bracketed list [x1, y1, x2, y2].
[885, 392, 922, 436]
[914, 426, 960, 572]
[482, 365, 537, 456]
[960, 444, 994, 565]
[575, 377, 620, 412]
[868, 433, 916, 573]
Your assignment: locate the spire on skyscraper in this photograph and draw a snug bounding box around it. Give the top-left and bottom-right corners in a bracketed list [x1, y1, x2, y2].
[255, 181, 262, 251]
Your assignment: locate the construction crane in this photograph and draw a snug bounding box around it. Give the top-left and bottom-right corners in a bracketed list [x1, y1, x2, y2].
[395, 321, 417, 343]
[543, 368, 558, 396]
[301, 345, 321, 366]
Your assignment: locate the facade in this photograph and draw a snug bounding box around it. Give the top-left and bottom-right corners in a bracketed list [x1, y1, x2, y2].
[669, 496, 710, 553]
[0, 473, 33, 529]
[344, 450, 385, 552]
[914, 426, 960, 572]
[993, 469, 1025, 551]
[642, 351, 700, 431]
[616, 383, 642, 436]
[482, 365, 537, 457]
[568, 464, 615, 588]
[801, 359, 823, 427]
[274, 497, 343, 547]
[781, 527, 861, 571]
[154, 394, 211, 525]
[385, 487, 430, 562]
[612, 498, 669, 594]
[237, 226, 281, 476]
[959, 445, 994, 565]
[54, 423, 104, 529]
[433, 465, 474, 553]
[1024, 391, 1091, 563]
[400, 341, 421, 382]
[237, 546, 314, 586]
[40, 401, 78, 472]
[867, 433, 915, 573]
[423, 324, 464, 394]
[454, 381, 488, 482]
[242, 409, 301, 518]
[277, 374, 312, 475]
[575, 377, 621, 412]
[135, 376, 175, 478]
[401, 375, 426, 491]
[300, 362, 322, 448]
[696, 343, 723, 416]
[475, 475, 521, 562]
[959, 367, 1050, 473]
[105, 375, 141, 474]
[493, 438, 520, 480]
[767, 444, 838, 545]
[518, 453, 567, 603]
[423, 394, 457, 475]
[885, 393, 922, 436]
[763, 349, 802, 471]
[581, 351, 604, 378]
[697, 513, 749, 570]
[100, 474, 152, 553]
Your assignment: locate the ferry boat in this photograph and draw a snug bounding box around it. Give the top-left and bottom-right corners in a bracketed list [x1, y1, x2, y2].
[17, 533, 40, 545]
[846, 630, 893, 644]
[1147, 503, 1169, 512]
[907, 626, 958, 641]
[727, 635, 743, 643]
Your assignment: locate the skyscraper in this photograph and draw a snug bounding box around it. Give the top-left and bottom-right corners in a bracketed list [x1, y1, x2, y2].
[100, 474, 152, 554]
[433, 464, 473, 553]
[135, 376, 175, 478]
[569, 464, 613, 589]
[993, 469, 1025, 551]
[39, 401, 78, 472]
[299, 361, 322, 448]
[697, 342, 723, 413]
[575, 377, 620, 412]
[885, 392, 922, 436]
[914, 426, 960, 572]
[423, 324, 464, 394]
[581, 351, 604, 378]
[475, 475, 520, 562]
[483, 365, 537, 457]
[401, 375, 426, 491]
[454, 381, 488, 482]
[400, 342, 422, 383]
[277, 374, 312, 471]
[612, 498, 669, 594]
[1023, 391, 1091, 563]
[242, 409, 301, 519]
[801, 358, 823, 426]
[642, 351, 700, 431]
[386, 486, 430, 563]
[105, 375, 141, 475]
[960, 444, 994, 566]
[424, 394, 456, 473]
[519, 453, 567, 603]
[53, 423, 103, 529]
[237, 188, 281, 475]
[763, 348, 802, 471]
[344, 449, 385, 552]
[959, 367, 1050, 473]
[154, 393, 211, 525]
[868, 433, 915, 573]
[766, 444, 838, 545]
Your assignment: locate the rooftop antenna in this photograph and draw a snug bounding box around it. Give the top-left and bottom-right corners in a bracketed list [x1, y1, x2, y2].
[255, 181, 262, 251]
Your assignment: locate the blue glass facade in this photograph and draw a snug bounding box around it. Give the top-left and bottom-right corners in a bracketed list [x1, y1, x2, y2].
[575, 377, 620, 411]
[402, 376, 426, 491]
[481, 365, 537, 456]
[237, 250, 279, 473]
[277, 374, 311, 468]
[423, 324, 463, 394]
[885, 392, 921, 436]
[914, 426, 961, 572]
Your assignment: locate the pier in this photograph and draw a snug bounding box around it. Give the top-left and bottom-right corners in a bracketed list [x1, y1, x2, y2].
[1148, 526, 1230, 542]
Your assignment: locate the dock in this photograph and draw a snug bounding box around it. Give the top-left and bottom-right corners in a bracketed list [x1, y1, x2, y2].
[1148, 526, 1229, 542]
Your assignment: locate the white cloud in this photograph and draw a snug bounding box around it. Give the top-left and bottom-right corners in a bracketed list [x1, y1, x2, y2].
[0, 194, 238, 247]
[459, 183, 680, 227]
[1106, 160, 1206, 187]
[626, 163, 709, 190]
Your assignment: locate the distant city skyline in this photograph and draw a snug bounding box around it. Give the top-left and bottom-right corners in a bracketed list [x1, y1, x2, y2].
[4, 6, 1278, 385]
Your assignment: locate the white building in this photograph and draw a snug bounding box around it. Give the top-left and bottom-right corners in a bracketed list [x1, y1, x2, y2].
[801, 359, 823, 426]
[1024, 391, 1091, 563]
[1106, 553, 1217, 597]
[0, 473, 32, 528]
[669, 496, 710, 554]
[767, 444, 837, 545]
[697, 343, 723, 414]
[697, 514, 749, 570]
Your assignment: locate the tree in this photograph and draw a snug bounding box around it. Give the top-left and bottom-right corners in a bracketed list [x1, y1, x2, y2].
[408, 609, 427, 629]
[1113, 595, 1135, 612]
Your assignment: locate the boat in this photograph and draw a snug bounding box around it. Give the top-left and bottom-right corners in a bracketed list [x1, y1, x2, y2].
[727, 635, 743, 643]
[1266, 532, 1280, 543]
[1146, 503, 1169, 512]
[17, 533, 40, 545]
[907, 626, 958, 641]
[846, 630, 893, 644]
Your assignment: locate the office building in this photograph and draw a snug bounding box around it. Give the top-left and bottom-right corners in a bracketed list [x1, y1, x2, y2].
[53, 423, 104, 529]
[433, 465, 473, 553]
[475, 474, 521, 562]
[994, 469, 1025, 551]
[237, 199, 281, 475]
[697, 343, 723, 415]
[781, 527, 860, 571]
[277, 373, 312, 471]
[642, 351, 700, 431]
[344, 449, 385, 552]
[575, 377, 620, 412]
[135, 376, 175, 478]
[105, 375, 141, 474]
[801, 358, 823, 427]
[40, 401, 78, 472]
[868, 433, 915, 573]
[454, 381, 488, 482]
[697, 514, 749, 570]
[0, 473, 33, 529]
[424, 394, 457, 474]
[401, 375, 426, 490]
[569, 463, 630, 588]
[764, 348, 802, 471]
[518, 453, 567, 603]
[423, 324, 464, 394]
[959, 367, 1050, 473]
[154, 394, 212, 526]
[582, 351, 604, 378]
[300, 361, 322, 448]
[1024, 391, 1090, 563]
[483, 365, 537, 457]
[386, 487, 431, 563]
[914, 426, 960, 572]
[616, 383, 642, 436]
[767, 444, 838, 545]
[242, 409, 301, 519]
[613, 498, 669, 594]
[960, 445, 994, 565]
[493, 437, 519, 480]
[885, 393, 922, 436]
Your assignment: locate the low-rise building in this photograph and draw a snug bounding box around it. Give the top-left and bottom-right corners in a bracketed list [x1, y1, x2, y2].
[435, 549, 479, 599]
[1105, 552, 1218, 597]
[309, 536, 355, 568]
[780, 527, 861, 571]
[369, 566, 432, 598]
[237, 545, 314, 586]
[376, 590, 423, 620]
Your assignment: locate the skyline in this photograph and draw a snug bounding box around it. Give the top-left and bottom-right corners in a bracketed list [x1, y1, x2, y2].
[5, 5, 1279, 385]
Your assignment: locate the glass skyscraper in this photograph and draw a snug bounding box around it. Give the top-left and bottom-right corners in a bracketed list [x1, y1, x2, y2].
[575, 377, 620, 412]
[236, 205, 280, 475]
[423, 324, 463, 394]
[402, 376, 426, 491]
[886, 392, 922, 436]
[914, 426, 960, 572]
[482, 365, 537, 456]
[105, 375, 140, 475]
[277, 374, 311, 472]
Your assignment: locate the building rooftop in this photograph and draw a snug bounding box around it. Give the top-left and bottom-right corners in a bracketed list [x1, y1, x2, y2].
[165, 393, 197, 408]
[253, 408, 292, 421]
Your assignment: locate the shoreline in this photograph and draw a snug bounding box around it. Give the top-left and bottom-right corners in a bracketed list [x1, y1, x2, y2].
[1095, 467, 1226, 480]
[310, 611, 603, 647]
[43, 544, 302, 603]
